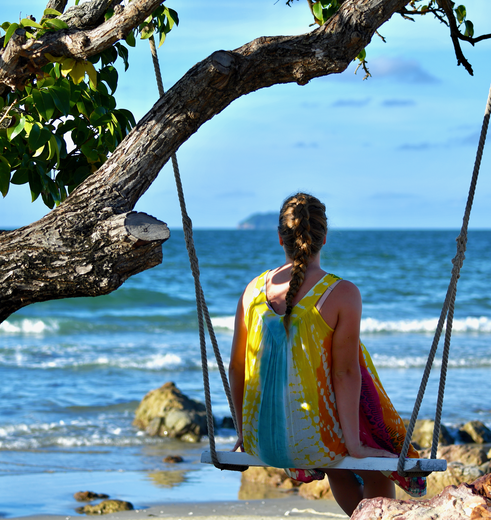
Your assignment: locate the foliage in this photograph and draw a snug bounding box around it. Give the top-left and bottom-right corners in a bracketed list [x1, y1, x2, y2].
[287, 0, 478, 79]
[0, 4, 178, 207]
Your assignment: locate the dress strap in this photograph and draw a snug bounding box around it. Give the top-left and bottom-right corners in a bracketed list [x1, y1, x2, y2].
[315, 279, 341, 311]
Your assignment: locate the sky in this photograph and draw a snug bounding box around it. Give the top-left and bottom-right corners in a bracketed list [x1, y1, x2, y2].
[1, 0, 491, 230]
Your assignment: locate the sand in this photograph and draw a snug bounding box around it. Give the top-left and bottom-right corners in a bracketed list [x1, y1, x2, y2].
[13, 497, 348, 520]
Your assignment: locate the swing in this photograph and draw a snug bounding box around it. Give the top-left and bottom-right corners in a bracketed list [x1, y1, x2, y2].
[148, 36, 491, 477]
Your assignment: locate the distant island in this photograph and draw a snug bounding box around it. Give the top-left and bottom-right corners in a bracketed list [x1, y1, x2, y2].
[238, 212, 278, 230]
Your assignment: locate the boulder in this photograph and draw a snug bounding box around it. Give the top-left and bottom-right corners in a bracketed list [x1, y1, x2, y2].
[163, 455, 184, 463]
[74, 491, 109, 502]
[425, 461, 484, 497]
[76, 499, 133, 515]
[133, 382, 207, 442]
[298, 478, 333, 500]
[239, 467, 298, 500]
[460, 421, 491, 444]
[419, 444, 489, 466]
[408, 419, 453, 448]
[353, 474, 491, 520]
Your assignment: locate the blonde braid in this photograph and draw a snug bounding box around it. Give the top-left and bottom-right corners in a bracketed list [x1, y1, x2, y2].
[278, 193, 327, 336]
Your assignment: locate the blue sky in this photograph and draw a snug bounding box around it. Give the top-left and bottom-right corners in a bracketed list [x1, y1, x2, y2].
[1, 0, 490, 229]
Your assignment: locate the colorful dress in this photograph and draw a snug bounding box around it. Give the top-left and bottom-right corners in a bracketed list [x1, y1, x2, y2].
[242, 270, 426, 497]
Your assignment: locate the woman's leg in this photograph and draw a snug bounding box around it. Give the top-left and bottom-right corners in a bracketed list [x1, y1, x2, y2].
[356, 469, 395, 501]
[323, 469, 363, 516]
[323, 469, 395, 516]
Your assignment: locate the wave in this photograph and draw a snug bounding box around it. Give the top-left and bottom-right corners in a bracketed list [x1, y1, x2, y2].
[0, 348, 226, 371]
[0, 319, 59, 335]
[371, 354, 491, 369]
[211, 315, 491, 334]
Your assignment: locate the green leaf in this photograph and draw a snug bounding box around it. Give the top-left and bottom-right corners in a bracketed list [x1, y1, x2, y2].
[4, 23, 19, 47]
[50, 84, 71, 116]
[42, 18, 69, 31]
[81, 140, 100, 162]
[125, 30, 136, 47]
[32, 89, 47, 120]
[0, 156, 11, 197]
[99, 66, 118, 94]
[455, 5, 466, 24]
[28, 123, 51, 151]
[7, 114, 25, 140]
[89, 106, 111, 126]
[312, 2, 325, 23]
[47, 135, 61, 167]
[115, 43, 129, 71]
[20, 18, 43, 29]
[166, 8, 179, 29]
[28, 167, 42, 202]
[43, 8, 62, 17]
[11, 167, 29, 185]
[464, 20, 474, 37]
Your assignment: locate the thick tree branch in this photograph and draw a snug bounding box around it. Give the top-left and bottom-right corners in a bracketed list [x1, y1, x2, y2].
[0, 0, 164, 93]
[0, 0, 412, 321]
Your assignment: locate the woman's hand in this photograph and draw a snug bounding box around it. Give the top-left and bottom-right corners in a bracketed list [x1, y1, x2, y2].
[347, 443, 398, 459]
[231, 436, 244, 452]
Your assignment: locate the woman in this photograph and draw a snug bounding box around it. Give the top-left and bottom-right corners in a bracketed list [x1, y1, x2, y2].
[229, 193, 425, 515]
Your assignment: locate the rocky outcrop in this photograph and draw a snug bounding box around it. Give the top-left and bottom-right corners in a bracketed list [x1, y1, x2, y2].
[76, 499, 133, 515]
[298, 478, 334, 500]
[459, 421, 491, 444]
[133, 382, 207, 442]
[408, 419, 453, 448]
[353, 474, 491, 520]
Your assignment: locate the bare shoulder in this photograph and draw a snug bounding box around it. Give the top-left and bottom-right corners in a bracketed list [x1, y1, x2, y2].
[333, 280, 362, 310]
[241, 275, 260, 308]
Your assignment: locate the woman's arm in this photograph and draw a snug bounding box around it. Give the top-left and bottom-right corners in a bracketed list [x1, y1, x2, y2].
[328, 281, 396, 459]
[229, 279, 256, 452]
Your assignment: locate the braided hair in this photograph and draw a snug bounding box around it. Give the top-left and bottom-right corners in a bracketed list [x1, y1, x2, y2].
[278, 193, 328, 335]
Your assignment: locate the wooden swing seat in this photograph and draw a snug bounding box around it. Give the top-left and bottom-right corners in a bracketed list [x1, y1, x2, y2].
[201, 450, 447, 473]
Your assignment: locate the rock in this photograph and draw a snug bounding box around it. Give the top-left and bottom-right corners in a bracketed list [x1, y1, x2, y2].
[76, 499, 133, 515]
[479, 461, 491, 474]
[74, 491, 109, 502]
[408, 419, 453, 448]
[133, 382, 207, 442]
[239, 467, 297, 500]
[298, 478, 333, 500]
[425, 461, 484, 497]
[221, 416, 235, 429]
[241, 466, 294, 487]
[419, 444, 489, 466]
[353, 474, 491, 520]
[460, 421, 491, 444]
[163, 455, 184, 463]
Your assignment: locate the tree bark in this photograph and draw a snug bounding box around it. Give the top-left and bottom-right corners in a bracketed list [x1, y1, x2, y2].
[0, 0, 163, 94]
[0, 0, 410, 322]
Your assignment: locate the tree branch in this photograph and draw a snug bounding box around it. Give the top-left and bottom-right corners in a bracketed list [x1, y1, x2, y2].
[0, 0, 164, 93]
[436, 0, 473, 75]
[0, 0, 413, 321]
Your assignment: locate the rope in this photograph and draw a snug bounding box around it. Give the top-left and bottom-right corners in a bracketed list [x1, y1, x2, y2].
[397, 83, 491, 476]
[148, 37, 246, 472]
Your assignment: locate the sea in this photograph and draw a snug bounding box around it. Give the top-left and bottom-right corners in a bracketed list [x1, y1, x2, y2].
[1, 229, 490, 517]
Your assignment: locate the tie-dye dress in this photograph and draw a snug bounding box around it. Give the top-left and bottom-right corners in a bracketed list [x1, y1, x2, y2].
[242, 270, 426, 497]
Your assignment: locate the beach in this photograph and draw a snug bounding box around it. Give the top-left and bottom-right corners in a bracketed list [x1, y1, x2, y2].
[1, 229, 490, 517]
[15, 498, 348, 520]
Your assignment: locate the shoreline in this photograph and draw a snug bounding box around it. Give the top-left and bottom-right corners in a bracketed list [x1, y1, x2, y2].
[12, 497, 348, 520]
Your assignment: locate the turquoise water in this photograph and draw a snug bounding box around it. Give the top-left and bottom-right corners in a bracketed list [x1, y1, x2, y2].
[1, 229, 490, 516]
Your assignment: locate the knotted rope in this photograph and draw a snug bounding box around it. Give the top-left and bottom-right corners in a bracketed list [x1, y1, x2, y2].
[397, 83, 491, 477]
[149, 36, 245, 471]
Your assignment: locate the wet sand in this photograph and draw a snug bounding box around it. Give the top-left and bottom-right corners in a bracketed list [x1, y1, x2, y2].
[13, 497, 348, 520]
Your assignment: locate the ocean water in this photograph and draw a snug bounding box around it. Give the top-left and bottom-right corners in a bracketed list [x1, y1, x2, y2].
[1, 229, 490, 517]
